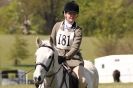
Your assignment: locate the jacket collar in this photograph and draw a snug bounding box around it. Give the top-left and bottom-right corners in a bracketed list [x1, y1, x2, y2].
[63, 21, 77, 29]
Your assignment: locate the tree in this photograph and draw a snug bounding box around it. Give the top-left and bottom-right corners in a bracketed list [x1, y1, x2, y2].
[1, 0, 132, 36]
[93, 34, 118, 57]
[0, 0, 66, 34]
[77, 0, 133, 37]
[0, 0, 19, 34]
[10, 34, 29, 65]
[17, 0, 66, 34]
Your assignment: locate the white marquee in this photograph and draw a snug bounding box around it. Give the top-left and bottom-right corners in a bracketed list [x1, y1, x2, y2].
[94, 55, 133, 83]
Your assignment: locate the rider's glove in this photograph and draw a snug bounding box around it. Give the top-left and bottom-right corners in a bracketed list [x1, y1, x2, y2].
[58, 56, 66, 64]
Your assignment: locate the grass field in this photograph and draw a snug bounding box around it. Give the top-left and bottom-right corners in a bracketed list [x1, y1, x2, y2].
[0, 34, 48, 78]
[1, 34, 133, 88]
[0, 83, 133, 88]
[0, 34, 96, 67]
[0, 34, 97, 79]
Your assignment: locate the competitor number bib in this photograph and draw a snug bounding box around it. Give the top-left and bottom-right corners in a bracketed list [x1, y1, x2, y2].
[56, 29, 74, 49]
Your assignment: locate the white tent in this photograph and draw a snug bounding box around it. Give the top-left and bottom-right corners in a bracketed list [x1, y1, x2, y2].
[94, 55, 133, 83]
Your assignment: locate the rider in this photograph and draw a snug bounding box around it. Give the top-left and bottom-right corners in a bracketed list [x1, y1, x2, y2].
[50, 1, 87, 87]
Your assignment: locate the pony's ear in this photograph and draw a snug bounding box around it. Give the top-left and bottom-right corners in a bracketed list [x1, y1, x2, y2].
[36, 37, 42, 47]
[49, 37, 53, 46]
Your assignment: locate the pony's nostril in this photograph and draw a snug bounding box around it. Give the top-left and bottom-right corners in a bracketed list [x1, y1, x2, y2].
[34, 77, 38, 83]
[34, 76, 42, 84]
[38, 76, 41, 81]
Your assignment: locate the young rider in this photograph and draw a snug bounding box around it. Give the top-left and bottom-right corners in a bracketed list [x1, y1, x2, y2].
[50, 1, 87, 87]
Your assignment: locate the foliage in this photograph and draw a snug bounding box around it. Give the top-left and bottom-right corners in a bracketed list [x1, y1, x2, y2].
[0, 0, 133, 60]
[9, 34, 29, 65]
[0, 0, 20, 34]
[0, 0, 65, 34]
[75, 0, 133, 57]
[116, 35, 133, 54]
[92, 33, 133, 57]
[77, 0, 133, 37]
[17, 0, 66, 34]
[0, 0, 132, 36]
[0, 34, 133, 70]
[92, 35, 118, 57]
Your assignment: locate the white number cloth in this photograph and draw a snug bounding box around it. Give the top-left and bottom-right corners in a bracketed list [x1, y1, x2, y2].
[56, 28, 74, 50]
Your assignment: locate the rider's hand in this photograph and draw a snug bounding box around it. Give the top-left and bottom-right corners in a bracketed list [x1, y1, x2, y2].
[58, 56, 66, 64]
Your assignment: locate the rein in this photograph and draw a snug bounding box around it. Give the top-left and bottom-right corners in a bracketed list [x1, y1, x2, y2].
[21, 68, 34, 78]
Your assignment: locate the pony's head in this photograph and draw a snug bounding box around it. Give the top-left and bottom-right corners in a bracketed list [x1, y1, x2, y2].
[33, 38, 57, 85]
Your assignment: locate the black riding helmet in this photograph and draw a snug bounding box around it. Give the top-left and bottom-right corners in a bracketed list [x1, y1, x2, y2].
[63, 1, 79, 14]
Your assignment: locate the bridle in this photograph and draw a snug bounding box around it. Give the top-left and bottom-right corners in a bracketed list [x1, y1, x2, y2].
[35, 45, 55, 72]
[35, 45, 68, 88]
[35, 45, 61, 88]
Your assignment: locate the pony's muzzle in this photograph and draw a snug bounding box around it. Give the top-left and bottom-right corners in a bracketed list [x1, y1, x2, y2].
[34, 76, 42, 84]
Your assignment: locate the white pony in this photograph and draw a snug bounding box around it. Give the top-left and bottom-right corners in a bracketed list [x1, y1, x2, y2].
[33, 38, 99, 88]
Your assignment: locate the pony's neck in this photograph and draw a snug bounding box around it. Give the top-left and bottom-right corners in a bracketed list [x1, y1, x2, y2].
[53, 49, 60, 71]
[42, 40, 60, 73]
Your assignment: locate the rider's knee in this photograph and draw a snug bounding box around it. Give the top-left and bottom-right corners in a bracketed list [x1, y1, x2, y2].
[82, 77, 86, 83]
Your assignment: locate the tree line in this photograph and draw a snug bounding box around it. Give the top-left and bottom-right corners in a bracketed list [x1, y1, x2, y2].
[0, 0, 133, 65]
[0, 0, 132, 37]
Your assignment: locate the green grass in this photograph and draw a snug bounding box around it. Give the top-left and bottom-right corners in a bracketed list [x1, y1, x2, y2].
[0, 34, 49, 78]
[0, 34, 133, 87]
[0, 34, 49, 66]
[0, 83, 133, 88]
[0, 34, 98, 79]
[99, 83, 133, 88]
[0, 34, 96, 67]
[80, 37, 97, 61]
[0, 84, 34, 88]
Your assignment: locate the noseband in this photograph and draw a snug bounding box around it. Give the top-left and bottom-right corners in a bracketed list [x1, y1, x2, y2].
[35, 45, 55, 72]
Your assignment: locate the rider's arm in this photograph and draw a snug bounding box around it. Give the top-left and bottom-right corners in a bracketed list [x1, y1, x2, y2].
[50, 22, 61, 45]
[65, 27, 82, 59]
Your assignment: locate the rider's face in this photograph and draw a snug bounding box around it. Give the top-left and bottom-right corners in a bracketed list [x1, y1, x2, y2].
[64, 11, 78, 24]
